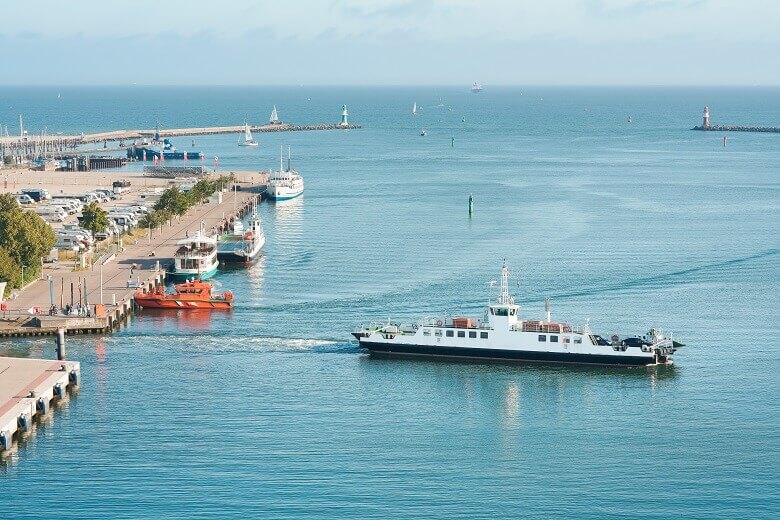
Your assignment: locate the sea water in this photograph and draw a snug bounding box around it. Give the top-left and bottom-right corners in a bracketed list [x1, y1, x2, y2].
[0, 87, 778, 518]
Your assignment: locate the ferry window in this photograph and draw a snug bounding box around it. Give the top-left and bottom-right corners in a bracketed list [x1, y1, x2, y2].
[480, 332, 488, 339]
[574, 337, 582, 344]
[423, 329, 431, 336]
[510, 309, 516, 316]
[550, 336, 558, 342]
[538, 335, 546, 342]
[435, 329, 442, 337]
[457, 331, 465, 338]
[446, 330, 454, 337]
[469, 331, 477, 339]
[489, 308, 494, 315]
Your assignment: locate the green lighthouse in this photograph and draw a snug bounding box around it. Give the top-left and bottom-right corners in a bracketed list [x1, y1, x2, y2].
[339, 104, 349, 127]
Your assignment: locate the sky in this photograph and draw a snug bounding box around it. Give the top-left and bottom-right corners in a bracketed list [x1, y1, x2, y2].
[1, 0, 778, 85]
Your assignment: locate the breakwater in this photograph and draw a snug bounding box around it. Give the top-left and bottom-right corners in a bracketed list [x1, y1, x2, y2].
[0, 122, 361, 162]
[693, 124, 780, 133]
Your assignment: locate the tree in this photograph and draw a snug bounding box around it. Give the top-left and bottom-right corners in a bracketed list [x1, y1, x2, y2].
[0, 247, 15, 298]
[0, 193, 55, 287]
[140, 209, 172, 229]
[155, 187, 190, 216]
[81, 202, 110, 236]
[188, 178, 216, 204]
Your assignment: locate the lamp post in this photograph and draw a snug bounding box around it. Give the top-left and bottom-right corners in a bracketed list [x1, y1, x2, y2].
[100, 261, 104, 305]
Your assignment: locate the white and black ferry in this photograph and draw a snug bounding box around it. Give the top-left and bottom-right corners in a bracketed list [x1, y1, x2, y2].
[353, 261, 683, 367]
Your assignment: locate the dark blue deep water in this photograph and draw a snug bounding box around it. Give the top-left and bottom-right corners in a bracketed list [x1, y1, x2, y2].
[1, 87, 779, 518]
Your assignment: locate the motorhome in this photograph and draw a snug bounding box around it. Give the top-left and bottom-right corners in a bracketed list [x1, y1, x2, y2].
[33, 206, 67, 222]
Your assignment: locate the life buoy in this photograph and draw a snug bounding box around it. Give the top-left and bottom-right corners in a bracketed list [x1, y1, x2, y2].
[611, 334, 619, 343]
[436, 320, 442, 327]
[34, 306, 41, 315]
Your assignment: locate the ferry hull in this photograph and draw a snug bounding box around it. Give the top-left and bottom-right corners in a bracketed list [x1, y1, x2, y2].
[266, 189, 303, 201]
[169, 265, 218, 281]
[359, 341, 657, 367]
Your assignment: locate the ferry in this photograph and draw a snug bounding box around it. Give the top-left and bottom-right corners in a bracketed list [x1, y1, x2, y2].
[217, 208, 265, 265]
[267, 146, 304, 201]
[171, 232, 219, 280]
[353, 261, 683, 367]
[134, 280, 233, 310]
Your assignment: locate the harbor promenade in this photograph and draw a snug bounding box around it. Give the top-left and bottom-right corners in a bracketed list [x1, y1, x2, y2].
[0, 174, 266, 337]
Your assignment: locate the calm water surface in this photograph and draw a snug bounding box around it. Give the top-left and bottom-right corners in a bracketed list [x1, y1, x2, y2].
[1, 87, 779, 518]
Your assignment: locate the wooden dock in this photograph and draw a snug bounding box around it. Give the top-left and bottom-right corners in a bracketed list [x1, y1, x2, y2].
[0, 179, 266, 338]
[0, 356, 80, 452]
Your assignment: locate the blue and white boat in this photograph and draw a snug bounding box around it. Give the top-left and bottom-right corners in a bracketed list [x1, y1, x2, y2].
[267, 146, 303, 201]
[172, 232, 219, 280]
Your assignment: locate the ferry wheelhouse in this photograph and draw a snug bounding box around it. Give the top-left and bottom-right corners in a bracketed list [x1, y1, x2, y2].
[353, 261, 683, 367]
[172, 232, 219, 280]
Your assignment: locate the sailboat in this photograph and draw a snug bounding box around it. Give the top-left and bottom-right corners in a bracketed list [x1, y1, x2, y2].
[269, 106, 281, 125]
[238, 122, 258, 147]
[412, 102, 417, 116]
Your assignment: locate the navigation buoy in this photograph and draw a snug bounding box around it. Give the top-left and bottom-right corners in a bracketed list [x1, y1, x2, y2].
[723, 135, 727, 147]
[451, 136, 455, 148]
[468, 193, 473, 216]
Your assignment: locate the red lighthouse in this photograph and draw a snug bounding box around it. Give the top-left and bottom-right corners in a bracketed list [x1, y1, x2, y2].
[703, 106, 710, 128]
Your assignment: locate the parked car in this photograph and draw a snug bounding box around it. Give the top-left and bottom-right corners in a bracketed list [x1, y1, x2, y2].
[16, 194, 35, 205]
[95, 188, 118, 200]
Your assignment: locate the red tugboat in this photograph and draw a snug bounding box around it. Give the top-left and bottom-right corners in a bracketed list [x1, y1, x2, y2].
[134, 280, 233, 310]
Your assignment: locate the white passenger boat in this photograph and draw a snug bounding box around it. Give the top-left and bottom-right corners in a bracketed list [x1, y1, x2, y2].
[353, 261, 683, 366]
[238, 122, 258, 147]
[267, 146, 304, 201]
[217, 205, 265, 265]
[172, 232, 219, 280]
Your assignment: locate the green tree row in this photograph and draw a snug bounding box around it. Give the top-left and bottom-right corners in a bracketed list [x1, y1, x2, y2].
[0, 193, 57, 297]
[140, 175, 234, 229]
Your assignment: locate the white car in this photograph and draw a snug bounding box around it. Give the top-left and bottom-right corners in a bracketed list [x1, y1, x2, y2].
[16, 194, 35, 205]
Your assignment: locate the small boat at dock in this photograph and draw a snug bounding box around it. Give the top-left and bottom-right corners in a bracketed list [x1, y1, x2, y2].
[172, 232, 219, 280]
[217, 207, 265, 265]
[134, 280, 233, 310]
[267, 146, 304, 201]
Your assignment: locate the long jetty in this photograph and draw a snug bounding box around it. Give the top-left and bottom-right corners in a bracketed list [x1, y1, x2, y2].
[692, 124, 780, 133]
[0, 176, 266, 338]
[0, 356, 80, 453]
[0, 122, 361, 161]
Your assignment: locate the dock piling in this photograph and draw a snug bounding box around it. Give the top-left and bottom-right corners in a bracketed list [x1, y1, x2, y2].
[56, 328, 66, 360]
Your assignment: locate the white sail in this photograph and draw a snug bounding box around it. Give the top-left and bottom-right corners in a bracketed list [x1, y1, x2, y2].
[269, 105, 280, 124]
[412, 102, 417, 116]
[244, 123, 253, 142]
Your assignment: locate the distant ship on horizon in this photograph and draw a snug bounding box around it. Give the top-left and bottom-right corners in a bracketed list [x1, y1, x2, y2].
[471, 82, 483, 93]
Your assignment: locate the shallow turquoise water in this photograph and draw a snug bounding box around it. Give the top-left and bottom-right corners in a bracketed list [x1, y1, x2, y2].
[1, 87, 779, 518]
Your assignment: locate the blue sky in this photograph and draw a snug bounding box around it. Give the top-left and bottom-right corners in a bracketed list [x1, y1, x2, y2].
[1, 0, 777, 85]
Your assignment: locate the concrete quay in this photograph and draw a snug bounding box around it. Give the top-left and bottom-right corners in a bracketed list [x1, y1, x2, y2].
[0, 356, 80, 452]
[0, 173, 266, 337]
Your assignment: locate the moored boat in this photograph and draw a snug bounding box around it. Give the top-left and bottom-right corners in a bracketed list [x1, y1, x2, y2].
[353, 261, 683, 367]
[134, 280, 233, 310]
[217, 207, 265, 265]
[172, 232, 219, 280]
[267, 146, 304, 201]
